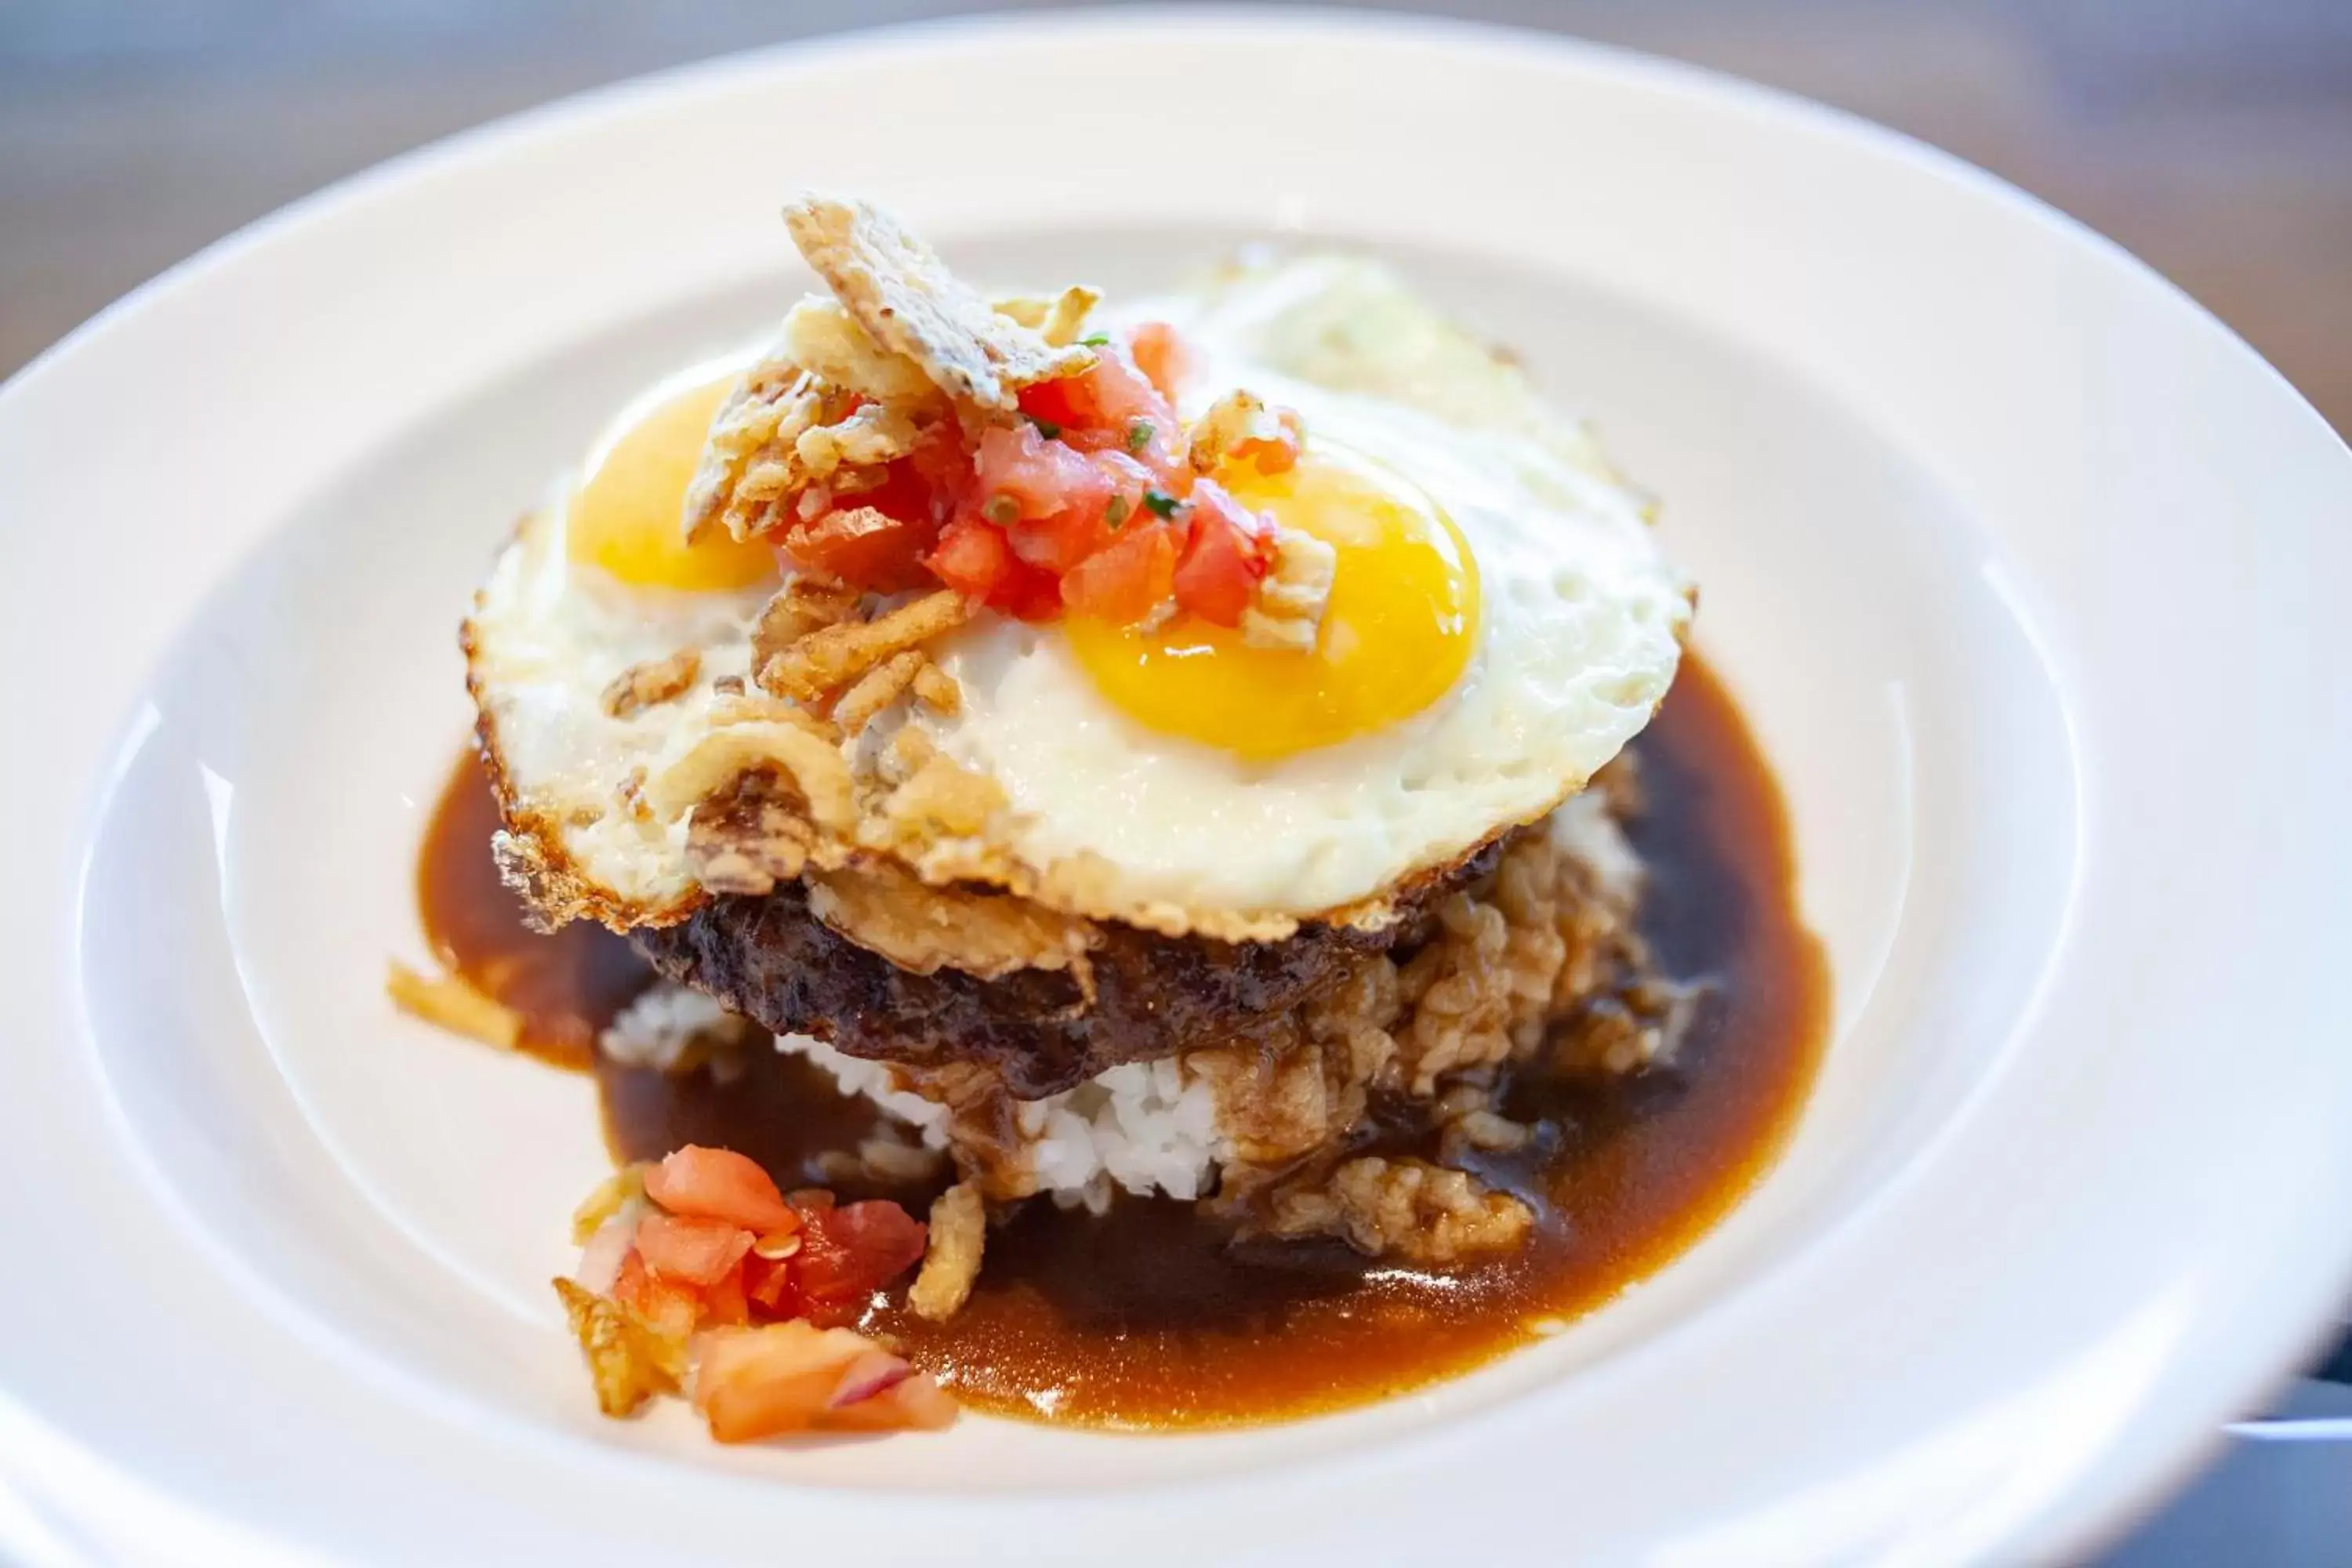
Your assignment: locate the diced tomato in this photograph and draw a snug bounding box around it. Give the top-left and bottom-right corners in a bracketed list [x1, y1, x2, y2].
[855, 456, 945, 527]
[971, 423, 1114, 525]
[1172, 479, 1271, 627]
[1065, 423, 1182, 485]
[634, 1212, 754, 1287]
[822, 1370, 960, 1432]
[1014, 376, 1094, 432]
[644, 1146, 798, 1235]
[724, 338, 1212, 622]
[1002, 514, 1080, 572]
[822, 1345, 956, 1431]
[1061, 521, 1178, 624]
[765, 441, 965, 597]
[1082, 347, 1172, 430]
[824, 1200, 930, 1276]
[1230, 407, 1305, 476]
[927, 524, 1055, 619]
[928, 517, 1012, 600]
[782, 1230, 858, 1319]
[1018, 514, 1116, 575]
[1018, 346, 1178, 447]
[612, 1247, 648, 1305]
[742, 1251, 807, 1319]
[791, 1200, 927, 1323]
[956, 426, 1178, 583]
[612, 1248, 703, 1341]
[1098, 358, 1178, 434]
[1097, 357, 1185, 479]
[1087, 447, 1164, 502]
[902, 422, 977, 500]
[830, 1347, 914, 1409]
[1127, 321, 1192, 401]
[691, 1322, 956, 1442]
[995, 561, 1069, 622]
[700, 1261, 752, 1328]
[691, 1321, 869, 1443]
[1018, 449, 1168, 573]
[780, 506, 933, 592]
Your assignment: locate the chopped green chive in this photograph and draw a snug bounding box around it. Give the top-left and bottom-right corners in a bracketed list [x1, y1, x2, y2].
[984, 492, 1021, 525]
[1123, 419, 1156, 454]
[1141, 488, 1181, 519]
[1105, 495, 1131, 529]
[1024, 413, 1062, 439]
[1078, 332, 1112, 347]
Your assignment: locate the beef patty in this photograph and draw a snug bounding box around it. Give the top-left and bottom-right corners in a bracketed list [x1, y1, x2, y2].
[632, 845, 1499, 1099]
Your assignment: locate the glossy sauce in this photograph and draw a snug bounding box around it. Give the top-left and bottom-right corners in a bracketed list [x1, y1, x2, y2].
[416, 753, 648, 1070]
[418, 655, 1828, 1429]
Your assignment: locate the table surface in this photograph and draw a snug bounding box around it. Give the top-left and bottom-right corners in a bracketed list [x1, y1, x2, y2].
[3, 1, 2347, 1560]
[5, 0, 2350, 436]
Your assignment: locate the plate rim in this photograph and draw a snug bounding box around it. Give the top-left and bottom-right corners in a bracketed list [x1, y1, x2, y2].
[4, 8, 2350, 1565]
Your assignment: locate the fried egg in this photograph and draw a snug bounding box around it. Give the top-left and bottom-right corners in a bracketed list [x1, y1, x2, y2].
[465, 351, 777, 922]
[466, 256, 1687, 931]
[918, 257, 1686, 919]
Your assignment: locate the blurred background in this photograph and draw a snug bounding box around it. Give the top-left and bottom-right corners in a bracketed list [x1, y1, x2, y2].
[3, 0, 2349, 436]
[3, 1, 2348, 1560]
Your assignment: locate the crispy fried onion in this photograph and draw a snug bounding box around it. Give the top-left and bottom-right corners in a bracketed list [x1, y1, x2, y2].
[993, 285, 1102, 348]
[753, 575, 859, 655]
[647, 720, 856, 830]
[783, 194, 1095, 411]
[1265, 1156, 1532, 1267]
[668, 725, 1012, 906]
[830, 649, 927, 732]
[1242, 525, 1338, 652]
[876, 747, 1005, 843]
[600, 649, 701, 719]
[553, 1277, 685, 1417]
[386, 960, 520, 1049]
[643, 581, 988, 906]
[757, 588, 971, 706]
[907, 1183, 986, 1323]
[751, 581, 966, 731]
[685, 368, 942, 544]
[806, 861, 1098, 980]
[1186, 389, 1303, 474]
[800, 408, 924, 490]
[779, 296, 941, 405]
[682, 361, 828, 543]
[910, 661, 962, 715]
[683, 767, 829, 896]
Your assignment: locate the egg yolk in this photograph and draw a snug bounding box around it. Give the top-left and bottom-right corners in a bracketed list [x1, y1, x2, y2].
[1065, 445, 1479, 760]
[566, 372, 777, 592]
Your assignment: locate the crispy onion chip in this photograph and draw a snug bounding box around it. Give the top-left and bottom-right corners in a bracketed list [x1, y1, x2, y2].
[783, 194, 1095, 411]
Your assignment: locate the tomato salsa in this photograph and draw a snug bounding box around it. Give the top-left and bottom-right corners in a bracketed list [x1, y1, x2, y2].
[779, 325, 1294, 626]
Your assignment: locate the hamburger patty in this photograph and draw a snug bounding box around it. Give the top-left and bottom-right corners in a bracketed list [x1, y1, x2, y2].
[632, 845, 1499, 1099]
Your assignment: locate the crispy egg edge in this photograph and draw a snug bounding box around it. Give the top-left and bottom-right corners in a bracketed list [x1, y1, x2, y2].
[462, 513, 1690, 946]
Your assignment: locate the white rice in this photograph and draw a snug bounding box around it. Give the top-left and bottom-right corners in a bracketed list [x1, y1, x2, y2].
[1548, 788, 1641, 904]
[597, 985, 1225, 1210]
[599, 985, 741, 1071]
[779, 1034, 1223, 1214]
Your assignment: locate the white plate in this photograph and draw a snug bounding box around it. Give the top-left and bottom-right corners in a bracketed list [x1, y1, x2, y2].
[5, 10, 2350, 1565]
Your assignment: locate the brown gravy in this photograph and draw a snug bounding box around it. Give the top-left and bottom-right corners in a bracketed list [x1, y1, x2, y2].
[415, 757, 646, 1071]
[417, 655, 1828, 1429]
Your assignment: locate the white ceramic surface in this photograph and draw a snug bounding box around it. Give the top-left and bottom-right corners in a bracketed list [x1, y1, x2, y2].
[3, 11, 2349, 1566]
